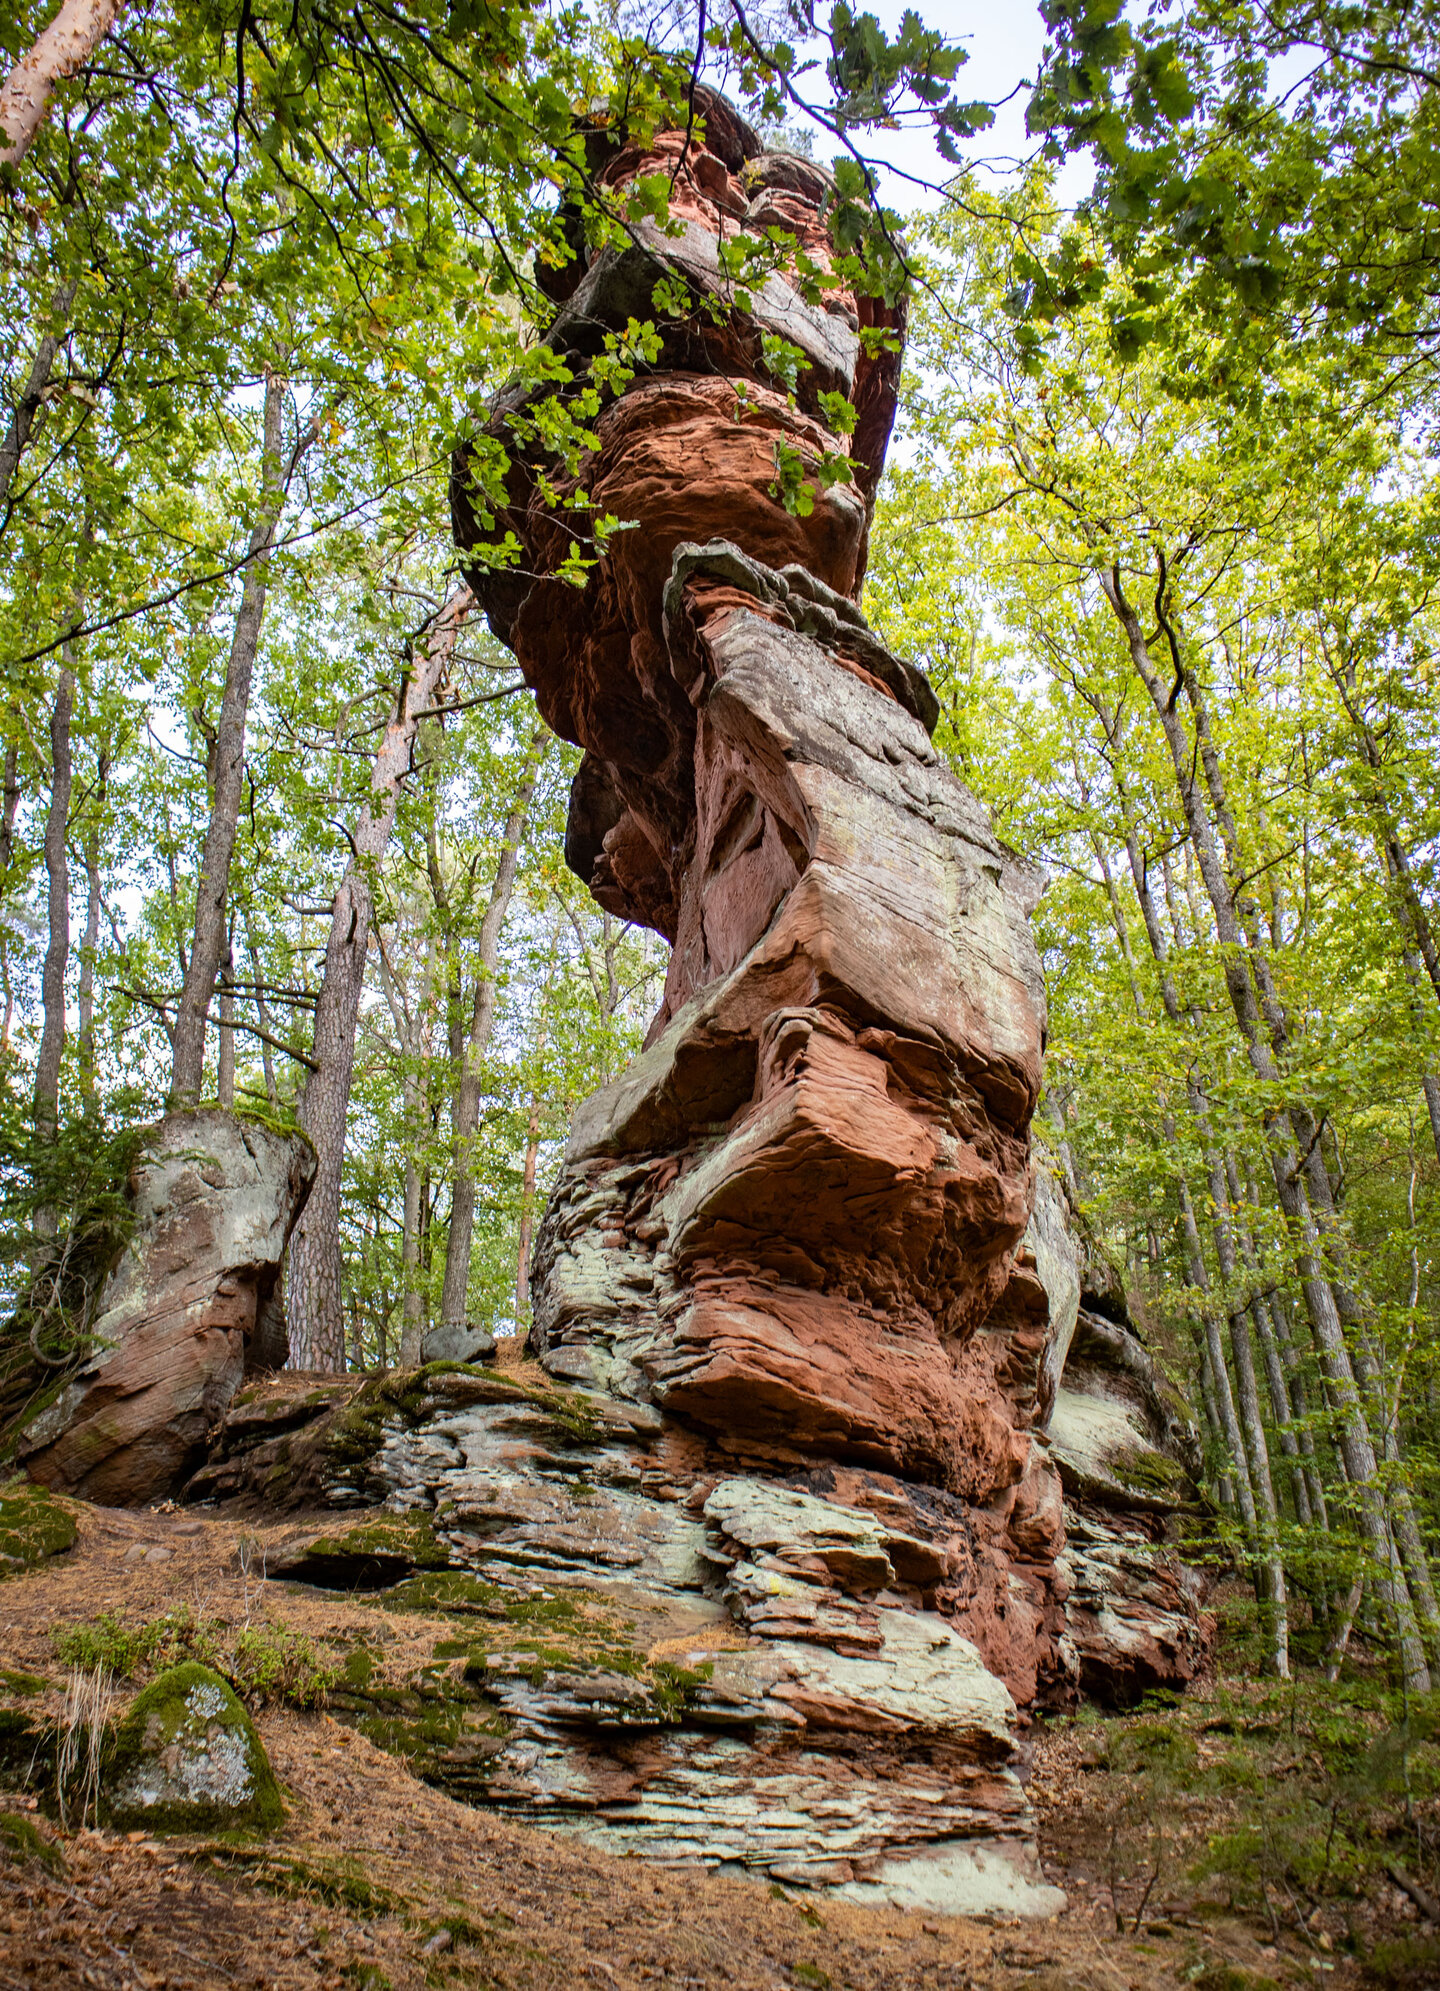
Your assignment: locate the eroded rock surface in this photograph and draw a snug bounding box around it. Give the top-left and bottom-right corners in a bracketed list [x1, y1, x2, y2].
[441, 86, 1206, 1902]
[19, 1109, 314, 1507]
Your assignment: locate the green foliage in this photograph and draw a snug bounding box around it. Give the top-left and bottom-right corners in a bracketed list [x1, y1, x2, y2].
[53, 1608, 337, 1709]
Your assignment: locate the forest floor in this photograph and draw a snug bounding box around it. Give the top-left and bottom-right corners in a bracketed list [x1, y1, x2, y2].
[0, 1496, 1430, 1991]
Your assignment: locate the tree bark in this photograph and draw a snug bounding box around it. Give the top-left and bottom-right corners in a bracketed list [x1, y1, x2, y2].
[171, 373, 308, 1109]
[0, 279, 77, 513]
[217, 942, 235, 1108]
[515, 1089, 542, 1315]
[437, 730, 547, 1335]
[285, 586, 474, 1373]
[32, 659, 73, 1154]
[0, 0, 121, 165]
[75, 747, 106, 1114]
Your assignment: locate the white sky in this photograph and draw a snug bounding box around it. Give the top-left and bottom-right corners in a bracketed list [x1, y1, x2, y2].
[769, 1, 1095, 210]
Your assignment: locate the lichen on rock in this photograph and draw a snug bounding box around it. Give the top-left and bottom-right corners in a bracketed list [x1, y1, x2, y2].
[102, 1661, 283, 1835]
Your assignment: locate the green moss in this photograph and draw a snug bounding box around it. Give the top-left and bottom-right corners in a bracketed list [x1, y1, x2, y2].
[102, 1661, 283, 1835]
[0, 1477, 77, 1575]
[0, 1669, 48, 1696]
[304, 1513, 452, 1574]
[1112, 1446, 1187, 1496]
[0, 1810, 64, 1872]
[369, 1571, 508, 1617]
[342, 1647, 380, 1688]
[0, 1707, 48, 1776]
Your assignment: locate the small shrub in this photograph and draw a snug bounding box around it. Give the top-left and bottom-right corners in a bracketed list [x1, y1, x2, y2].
[53, 1609, 337, 1709]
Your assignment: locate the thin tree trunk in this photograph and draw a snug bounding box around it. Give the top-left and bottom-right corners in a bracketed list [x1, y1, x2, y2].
[75, 747, 106, 1114]
[244, 910, 278, 1108]
[286, 586, 474, 1372]
[515, 1089, 542, 1315]
[217, 941, 236, 1109]
[438, 731, 547, 1335]
[0, 279, 77, 509]
[387, 930, 438, 1370]
[33, 659, 74, 1157]
[1194, 1326, 1236, 1509]
[171, 372, 309, 1109]
[0, 0, 122, 165]
[1101, 564, 1431, 1692]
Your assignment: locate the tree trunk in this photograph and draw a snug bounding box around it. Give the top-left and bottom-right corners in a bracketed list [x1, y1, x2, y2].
[171, 372, 304, 1109]
[0, 279, 77, 512]
[285, 586, 474, 1372]
[1102, 563, 1430, 1692]
[217, 942, 235, 1109]
[33, 660, 74, 1158]
[75, 748, 106, 1114]
[243, 910, 278, 1108]
[438, 731, 547, 1335]
[515, 1089, 543, 1315]
[0, 0, 122, 165]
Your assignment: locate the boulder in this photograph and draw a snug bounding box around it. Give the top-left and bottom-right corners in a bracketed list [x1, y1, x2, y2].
[102, 1661, 282, 1834]
[420, 1322, 496, 1366]
[18, 1109, 314, 1506]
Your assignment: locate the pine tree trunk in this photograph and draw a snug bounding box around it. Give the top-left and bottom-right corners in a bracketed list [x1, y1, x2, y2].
[438, 731, 547, 1334]
[171, 373, 303, 1109]
[286, 586, 473, 1372]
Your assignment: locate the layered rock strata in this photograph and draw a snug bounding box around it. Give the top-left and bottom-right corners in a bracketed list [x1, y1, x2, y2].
[19, 1109, 314, 1507]
[441, 86, 1204, 1904]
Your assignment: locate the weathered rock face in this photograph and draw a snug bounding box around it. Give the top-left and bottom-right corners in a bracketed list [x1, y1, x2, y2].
[1047, 1253, 1212, 1706]
[437, 86, 1206, 1903]
[19, 1110, 314, 1507]
[456, 88, 1052, 1581]
[193, 1361, 1065, 1915]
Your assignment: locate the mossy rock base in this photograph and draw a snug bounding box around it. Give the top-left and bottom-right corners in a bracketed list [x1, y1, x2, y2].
[0, 1476, 77, 1575]
[102, 1661, 283, 1835]
[0, 1810, 64, 1872]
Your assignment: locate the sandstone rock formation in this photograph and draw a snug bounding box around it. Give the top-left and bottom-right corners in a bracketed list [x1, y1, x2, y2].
[227, 85, 1196, 1908]
[1048, 1250, 1211, 1704]
[19, 1109, 314, 1507]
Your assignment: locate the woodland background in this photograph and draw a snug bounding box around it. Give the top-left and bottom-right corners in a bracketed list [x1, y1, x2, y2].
[3, 0, 1440, 1686]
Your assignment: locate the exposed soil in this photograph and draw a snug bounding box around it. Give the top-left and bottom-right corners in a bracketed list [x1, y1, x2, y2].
[0, 1499, 1407, 1989]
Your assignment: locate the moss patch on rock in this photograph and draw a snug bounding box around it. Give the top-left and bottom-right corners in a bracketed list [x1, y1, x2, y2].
[0, 1476, 77, 1575]
[0, 1810, 64, 1872]
[102, 1661, 283, 1835]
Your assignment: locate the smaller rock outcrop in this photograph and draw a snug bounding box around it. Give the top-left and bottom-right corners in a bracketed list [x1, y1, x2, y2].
[1049, 1242, 1210, 1705]
[18, 1110, 314, 1507]
[102, 1662, 282, 1834]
